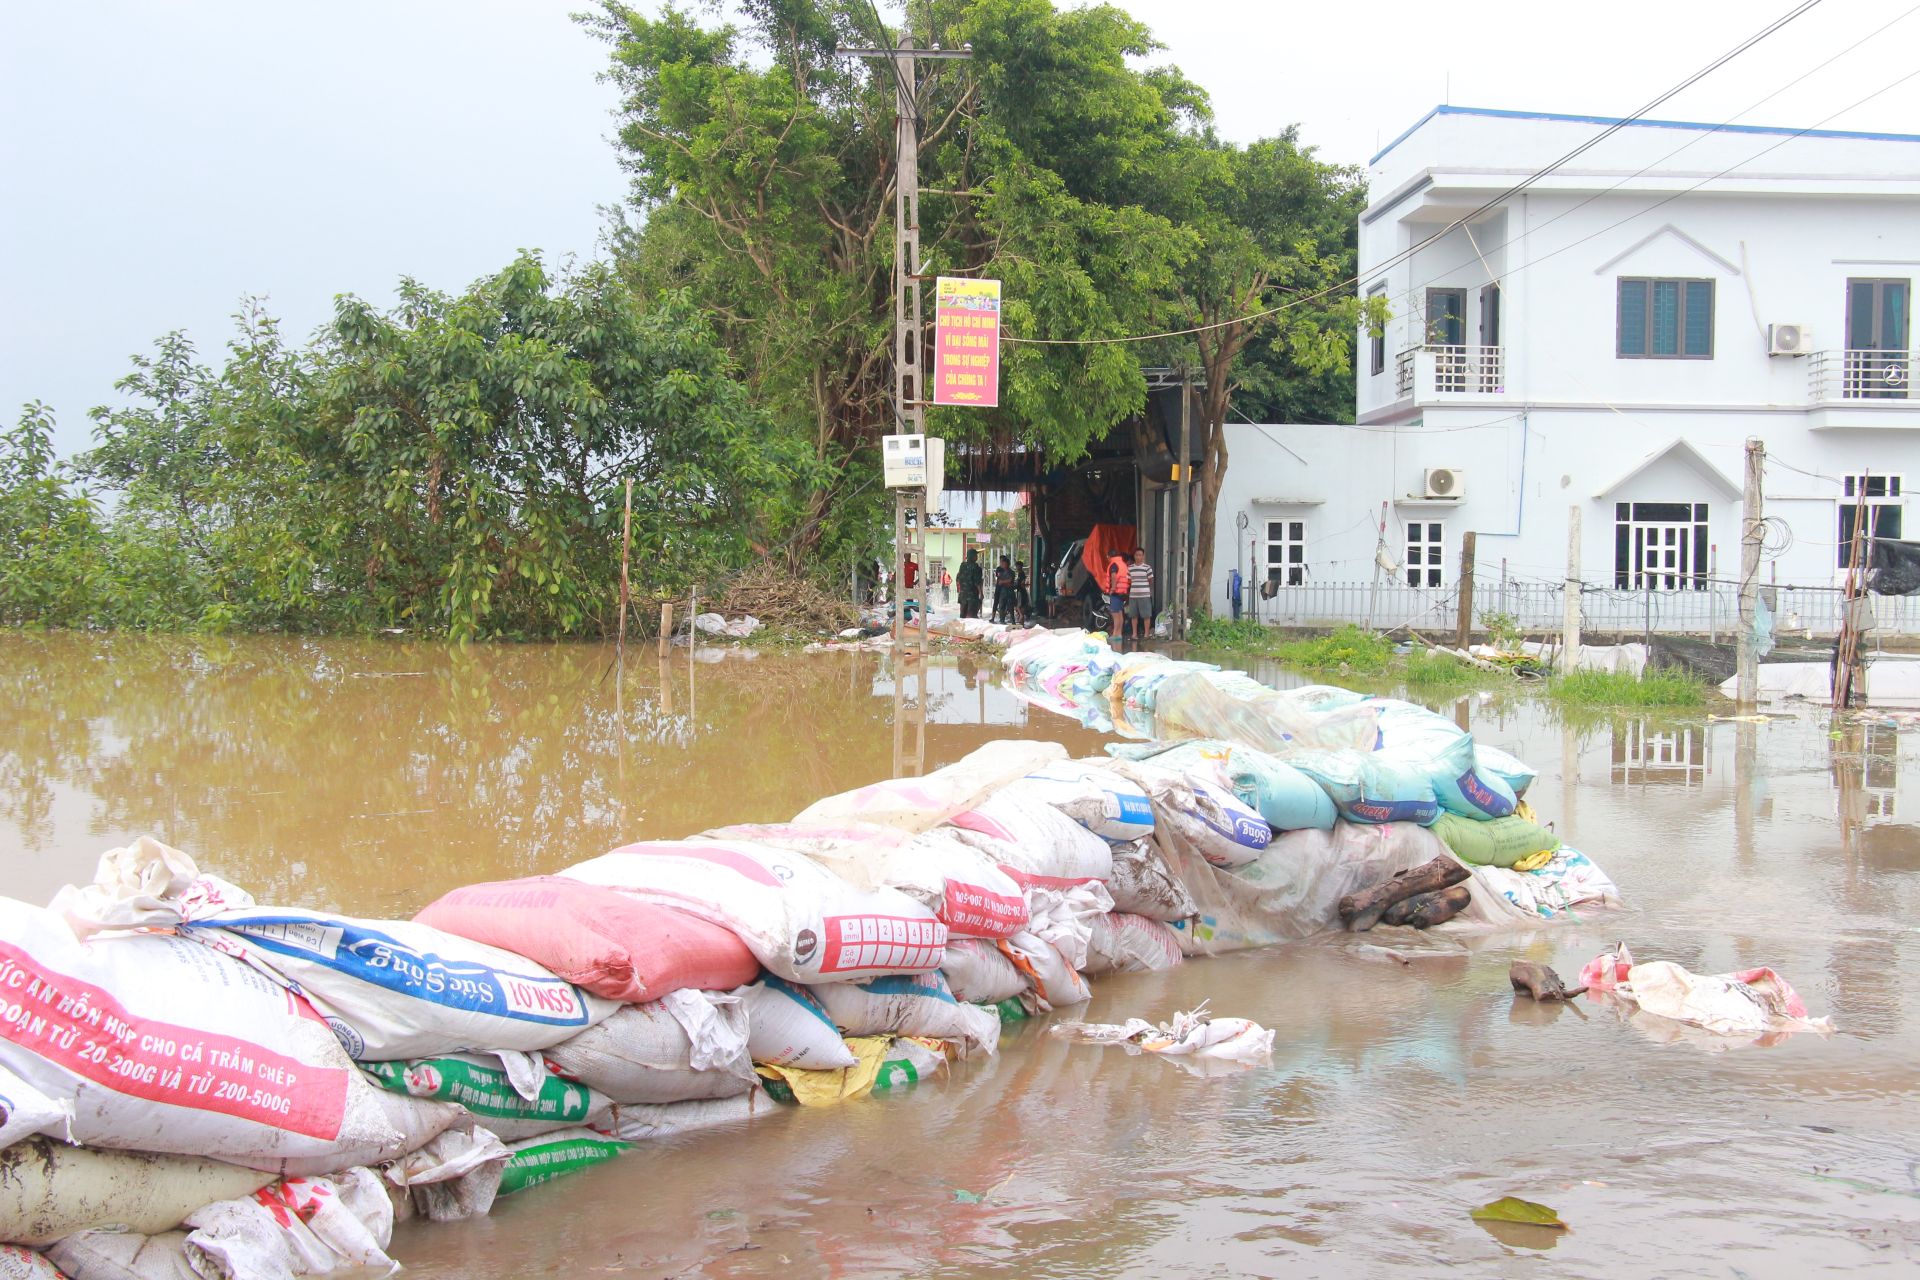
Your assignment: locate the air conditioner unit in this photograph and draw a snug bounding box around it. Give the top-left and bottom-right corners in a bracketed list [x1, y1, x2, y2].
[1768, 323, 1813, 356]
[1423, 467, 1466, 499]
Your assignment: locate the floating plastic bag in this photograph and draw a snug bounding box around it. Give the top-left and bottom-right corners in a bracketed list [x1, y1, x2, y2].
[0, 898, 460, 1174]
[412, 877, 759, 1003]
[791, 740, 1066, 833]
[809, 974, 999, 1055]
[734, 978, 857, 1070]
[1613, 961, 1834, 1038]
[937, 940, 1025, 1005]
[704, 824, 1028, 940]
[1082, 914, 1184, 977]
[562, 841, 947, 984]
[183, 909, 616, 1062]
[1578, 943, 1634, 993]
[1103, 839, 1198, 922]
[360, 1056, 609, 1141]
[1005, 763, 1154, 842]
[541, 994, 755, 1105]
[0, 1139, 272, 1248]
[1050, 1002, 1273, 1070]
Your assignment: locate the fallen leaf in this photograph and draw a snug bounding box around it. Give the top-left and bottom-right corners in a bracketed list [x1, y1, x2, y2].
[1471, 1197, 1567, 1229]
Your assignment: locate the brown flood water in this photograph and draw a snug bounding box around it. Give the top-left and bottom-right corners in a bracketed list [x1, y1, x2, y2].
[3, 632, 1919, 1277]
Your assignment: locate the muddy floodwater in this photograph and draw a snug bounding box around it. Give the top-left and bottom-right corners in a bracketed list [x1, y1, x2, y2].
[4, 631, 1919, 1277]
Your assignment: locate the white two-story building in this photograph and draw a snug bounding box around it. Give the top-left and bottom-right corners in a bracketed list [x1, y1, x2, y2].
[1214, 105, 1920, 631]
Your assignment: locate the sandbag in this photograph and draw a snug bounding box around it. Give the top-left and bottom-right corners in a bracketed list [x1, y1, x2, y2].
[734, 979, 857, 1070]
[995, 932, 1091, 1011]
[702, 825, 1028, 940]
[560, 841, 947, 984]
[1287, 750, 1440, 825]
[946, 794, 1113, 888]
[0, 898, 460, 1174]
[1474, 743, 1537, 798]
[182, 909, 616, 1062]
[1150, 669, 1383, 755]
[496, 1129, 630, 1197]
[755, 1038, 946, 1107]
[540, 994, 755, 1105]
[937, 940, 1026, 1005]
[1372, 700, 1517, 819]
[0, 1066, 64, 1153]
[1109, 740, 1337, 832]
[1022, 882, 1114, 971]
[1158, 775, 1272, 868]
[1082, 914, 1185, 977]
[1103, 839, 1198, 922]
[1429, 813, 1559, 868]
[790, 740, 1066, 833]
[1004, 763, 1153, 842]
[360, 1056, 610, 1141]
[809, 974, 999, 1055]
[0, 1140, 271, 1248]
[412, 877, 759, 1003]
[595, 1091, 772, 1141]
[382, 1127, 509, 1223]
[0, 1246, 62, 1279]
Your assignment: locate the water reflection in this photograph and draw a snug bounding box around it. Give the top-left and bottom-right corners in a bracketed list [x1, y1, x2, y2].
[1611, 719, 1711, 788]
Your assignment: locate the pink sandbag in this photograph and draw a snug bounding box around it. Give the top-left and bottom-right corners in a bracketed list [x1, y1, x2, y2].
[414, 877, 760, 1003]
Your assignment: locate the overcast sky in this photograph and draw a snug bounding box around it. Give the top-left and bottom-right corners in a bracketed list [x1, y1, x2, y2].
[5, 0, 1917, 457]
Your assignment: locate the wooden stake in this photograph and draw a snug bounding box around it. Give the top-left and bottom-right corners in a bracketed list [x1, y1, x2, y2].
[658, 601, 672, 658]
[1562, 505, 1582, 675]
[617, 478, 633, 661]
[1455, 530, 1476, 649]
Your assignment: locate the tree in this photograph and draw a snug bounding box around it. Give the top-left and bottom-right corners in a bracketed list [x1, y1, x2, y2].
[580, 0, 1197, 562]
[0, 403, 102, 627]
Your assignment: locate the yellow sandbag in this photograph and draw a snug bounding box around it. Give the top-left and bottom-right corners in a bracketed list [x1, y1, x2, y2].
[755, 1036, 948, 1107]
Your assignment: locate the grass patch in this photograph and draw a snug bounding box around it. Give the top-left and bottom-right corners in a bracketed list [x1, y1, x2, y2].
[1271, 624, 1394, 675]
[1546, 667, 1707, 707]
[1402, 649, 1485, 687]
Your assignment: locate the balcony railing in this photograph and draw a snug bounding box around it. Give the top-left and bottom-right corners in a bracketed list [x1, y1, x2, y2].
[1809, 349, 1913, 404]
[1394, 344, 1504, 401]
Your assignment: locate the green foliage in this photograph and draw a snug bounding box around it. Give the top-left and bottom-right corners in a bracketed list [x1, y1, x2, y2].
[1402, 649, 1485, 688]
[0, 403, 105, 627]
[1272, 624, 1394, 675]
[1478, 609, 1523, 651]
[1547, 667, 1708, 707]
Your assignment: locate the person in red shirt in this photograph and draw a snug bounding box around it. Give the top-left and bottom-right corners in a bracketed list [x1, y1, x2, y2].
[903, 555, 919, 590]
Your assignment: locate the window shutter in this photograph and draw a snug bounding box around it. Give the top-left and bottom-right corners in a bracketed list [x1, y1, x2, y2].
[1684, 281, 1713, 356]
[1617, 280, 1646, 356]
[1651, 281, 1680, 355]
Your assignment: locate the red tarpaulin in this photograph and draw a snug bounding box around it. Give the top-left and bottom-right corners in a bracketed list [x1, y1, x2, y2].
[1082, 524, 1138, 594]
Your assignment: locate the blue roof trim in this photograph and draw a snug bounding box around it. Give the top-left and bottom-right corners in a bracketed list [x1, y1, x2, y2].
[1369, 104, 1920, 167]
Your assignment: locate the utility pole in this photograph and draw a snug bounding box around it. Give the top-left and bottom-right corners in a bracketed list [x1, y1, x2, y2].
[1736, 438, 1764, 709]
[1562, 505, 1582, 674]
[1455, 531, 1477, 648]
[844, 32, 969, 663]
[1175, 366, 1191, 639]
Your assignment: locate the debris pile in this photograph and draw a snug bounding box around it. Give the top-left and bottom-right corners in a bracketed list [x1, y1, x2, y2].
[711, 561, 858, 635]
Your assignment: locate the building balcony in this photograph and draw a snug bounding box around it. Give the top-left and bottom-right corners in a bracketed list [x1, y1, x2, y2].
[1809, 349, 1913, 404]
[1394, 344, 1505, 402]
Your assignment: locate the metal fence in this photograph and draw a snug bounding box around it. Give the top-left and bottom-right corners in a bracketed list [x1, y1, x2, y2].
[1241, 576, 1920, 639]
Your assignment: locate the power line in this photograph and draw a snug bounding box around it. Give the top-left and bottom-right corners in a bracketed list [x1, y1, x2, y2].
[1391, 0, 1919, 312]
[1000, 0, 1825, 347]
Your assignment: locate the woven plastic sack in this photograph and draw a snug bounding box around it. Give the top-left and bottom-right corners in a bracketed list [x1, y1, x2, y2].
[1082, 914, 1184, 976]
[734, 978, 856, 1070]
[1103, 839, 1198, 922]
[0, 1066, 64, 1155]
[497, 1129, 631, 1196]
[1004, 763, 1154, 842]
[541, 994, 755, 1105]
[1287, 749, 1439, 825]
[1109, 739, 1337, 832]
[360, 1055, 610, 1141]
[0, 1139, 272, 1247]
[790, 740, 1066, 833]
[1150, 669, 1383, 755]
[946, 794, 1113, 888]
[561, 841, 946, 983]
[810, 973, 999, 1055]
[937, 940, 1025, 1005]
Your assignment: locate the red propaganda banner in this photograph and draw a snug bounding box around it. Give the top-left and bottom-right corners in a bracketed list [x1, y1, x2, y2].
[932, 277, 1001, 407]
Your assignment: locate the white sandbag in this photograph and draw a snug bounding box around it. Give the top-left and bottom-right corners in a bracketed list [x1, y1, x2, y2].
[1004, 763, 1154, 841]
[359, 1055, 610, 1141]
[561, 841, 947, 984]
[382, 1127, 509, 1223]
[1082, 914, 1185, 977]
[809, 974, 999, 1055]
[1104, 839, 1198, 922]
[734, 979, 857, 1070]
[791, 740, 1066, 832]
[541, 994, 755, 1105]
[1022, 881, 1114, 972]
[0, 1140, 272, 1248]
[946, 794, 1113, 888]
[0, 1066, 65, 1153]
[0, 1246, 63, 1280]
[0, 898, 459, 1174]
[938, 940, 1026, 1005]
[996, 932, 1091, 1011]
[597, 1091, 773, 1142]
[703, 825, 1028, 940]
[1164, 776, 1272, 867]
[54, 1168, 399, 1280]
[49, 836, 251, 940]
[182, 909, 615, 1062]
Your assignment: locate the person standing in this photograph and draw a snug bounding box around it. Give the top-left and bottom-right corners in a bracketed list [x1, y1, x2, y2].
[1125, 547, 1155, 640]
[991, 555, 1015, 623]
[941, 568, 952, 606]
[1105, 548, 1130, 632]
[957, 549, 983, 619]
[1013, 560, 1030, 625]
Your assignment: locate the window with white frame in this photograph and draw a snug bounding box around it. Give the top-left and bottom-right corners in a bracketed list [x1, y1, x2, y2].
[1405, 521, 1444, 587]
[1838, 474, 1903, 568]
[1265, 518, 1306, 586]
[1613, 501, 1708, 589]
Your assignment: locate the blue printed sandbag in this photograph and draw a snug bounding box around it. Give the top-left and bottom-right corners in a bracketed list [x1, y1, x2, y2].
[1370, 699, 1516, 820]
[1290, 749, 1440, 825]
[1107, 740, 1336, 832]
[1473, 743, 1537, 799]
[1009, 762, 1155, 842]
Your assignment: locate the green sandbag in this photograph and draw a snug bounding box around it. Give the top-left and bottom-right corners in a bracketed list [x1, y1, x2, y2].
[1431, 812, 1560, 868]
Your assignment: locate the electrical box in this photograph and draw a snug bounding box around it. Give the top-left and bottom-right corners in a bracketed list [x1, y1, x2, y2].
[883, 433, 928, 487]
